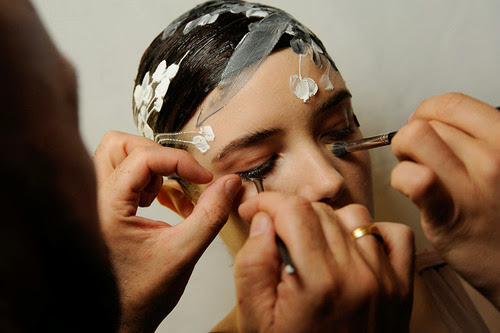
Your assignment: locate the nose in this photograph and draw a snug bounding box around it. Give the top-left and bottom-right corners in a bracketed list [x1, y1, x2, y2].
[295, 147, 345, 203]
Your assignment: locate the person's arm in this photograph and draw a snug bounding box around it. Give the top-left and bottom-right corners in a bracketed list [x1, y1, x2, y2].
[235, 193, 415, 332]
[0, 0, 120, 331]
[391, 92, 500, 308]
[93, 131, 242, 332]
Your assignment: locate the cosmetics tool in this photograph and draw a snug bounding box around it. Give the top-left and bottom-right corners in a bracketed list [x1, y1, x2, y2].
[331, 131, 397, 157]
[334, 106, 500, 158]
[251, 178, 296, 275]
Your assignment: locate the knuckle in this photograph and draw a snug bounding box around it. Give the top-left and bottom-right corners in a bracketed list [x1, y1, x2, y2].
[284, 195, 313, 212]
[406, 120, 432, 141]
[310, 273, 342, 302]
[477, 149, 500, 182]
[397, 224, 415, 244]
[100, 130, 123, 147]
[345, 203, 371, 217]
[359, 271, 380, 299]
[391, 121, 432, 157]
[410, 167, 437, 200]
[311, 201, 335, 216]
[418, 92, 467, 119]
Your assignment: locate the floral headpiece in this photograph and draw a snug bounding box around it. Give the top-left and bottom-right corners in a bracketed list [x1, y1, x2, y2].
[134, 0, 337, 153]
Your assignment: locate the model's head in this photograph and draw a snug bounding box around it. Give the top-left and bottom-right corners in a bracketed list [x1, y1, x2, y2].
[133, 0, 373, 253]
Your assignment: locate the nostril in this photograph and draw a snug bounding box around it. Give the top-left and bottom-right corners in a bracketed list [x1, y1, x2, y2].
[317, 180, 345, 205]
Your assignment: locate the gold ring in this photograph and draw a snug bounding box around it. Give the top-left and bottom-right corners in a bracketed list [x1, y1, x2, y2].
[351, 224, 384, 243]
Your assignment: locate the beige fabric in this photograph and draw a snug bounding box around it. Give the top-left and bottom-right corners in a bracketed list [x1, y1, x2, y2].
[416, 249, 490, 333]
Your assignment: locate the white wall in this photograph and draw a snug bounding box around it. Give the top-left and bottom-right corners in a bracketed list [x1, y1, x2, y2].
[31, 0, 500, 331]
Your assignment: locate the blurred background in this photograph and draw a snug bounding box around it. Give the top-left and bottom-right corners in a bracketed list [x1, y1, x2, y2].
[31, 0, 500, 331]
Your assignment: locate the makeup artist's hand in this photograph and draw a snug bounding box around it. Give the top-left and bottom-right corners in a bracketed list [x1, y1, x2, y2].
[235, 193, 415, 333]
[391, 92, 500, 308]
[93, 131, 242, 333]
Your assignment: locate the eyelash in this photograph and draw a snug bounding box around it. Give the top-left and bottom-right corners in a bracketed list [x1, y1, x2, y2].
[236, 128, 353, 181]
[237, 155, 278, 181]
[324, 127, 353, 141]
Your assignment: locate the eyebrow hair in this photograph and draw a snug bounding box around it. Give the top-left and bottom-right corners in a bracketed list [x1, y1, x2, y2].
[315, 89, 352, 116]
[213, 128, 281, 162]
[213, 89, 352, 163]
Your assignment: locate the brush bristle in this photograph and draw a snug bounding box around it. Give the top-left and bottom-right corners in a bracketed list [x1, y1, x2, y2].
[331, 142, 348, 157]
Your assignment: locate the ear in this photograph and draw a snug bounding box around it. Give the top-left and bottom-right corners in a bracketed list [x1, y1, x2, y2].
[157, 178, 195, 219]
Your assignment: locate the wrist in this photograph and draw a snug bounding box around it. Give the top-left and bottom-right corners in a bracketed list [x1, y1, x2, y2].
[439, 237, 500, 308]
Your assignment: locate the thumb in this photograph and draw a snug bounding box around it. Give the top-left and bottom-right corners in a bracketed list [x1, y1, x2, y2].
[173, 174, 242, 259]
[234, 212, 279, 333]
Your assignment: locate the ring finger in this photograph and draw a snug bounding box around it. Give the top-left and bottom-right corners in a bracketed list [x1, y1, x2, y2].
[334, 204, 388, 272]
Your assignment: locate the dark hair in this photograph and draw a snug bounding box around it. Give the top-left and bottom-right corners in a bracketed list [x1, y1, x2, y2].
[133, 0, 334, 138]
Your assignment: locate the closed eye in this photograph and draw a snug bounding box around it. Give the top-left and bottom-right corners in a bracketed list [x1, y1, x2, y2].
[236, 155, 278, 181]
[323, 127, 353, 142]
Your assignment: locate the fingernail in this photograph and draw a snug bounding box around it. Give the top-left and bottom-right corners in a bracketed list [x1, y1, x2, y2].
[202, 166, 213, 177]
[250, 213, 271, 237]
[225, 178, 242, 198]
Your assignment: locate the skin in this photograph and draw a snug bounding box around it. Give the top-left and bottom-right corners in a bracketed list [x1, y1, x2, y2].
[391, 93, 500, 308]
[182, 48, 374, 255]
[95, 48, 416, 332]
[165, 48, 416, 331]
[94, 37, 499, 332]
[4, 0, 496, 331]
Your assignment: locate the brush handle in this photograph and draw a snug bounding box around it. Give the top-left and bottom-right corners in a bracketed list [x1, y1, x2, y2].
[345, 131, 398, 153]
[342, 106, 499, 155]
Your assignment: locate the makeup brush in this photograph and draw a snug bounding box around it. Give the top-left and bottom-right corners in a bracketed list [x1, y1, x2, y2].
[332, 131, 397, 157]
[251, 178, 296, 275]
[333, 106, 500, 157]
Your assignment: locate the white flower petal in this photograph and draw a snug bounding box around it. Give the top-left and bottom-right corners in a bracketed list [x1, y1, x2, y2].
[246, 9, 268, 17]
[152, 60, 167, 82]
[155, 79, 170, 99]
[133, 85, 144, 109]
[139, 105, 148, 121]
[199, 14, 212, 25]
[153, 98, 163, 112]
[192, 135, 210, 153]
[165, 63, 180, 80]
[290, 75, 318, 102]
[304, 77, 318, 95]
[320, 74, 334, 91]
[201, 125, 215, 141]
[208, 13, 219, 24]
[143, 123, 154, 140]
[141, 72, 150, 88]
[142, 86, 153, 106]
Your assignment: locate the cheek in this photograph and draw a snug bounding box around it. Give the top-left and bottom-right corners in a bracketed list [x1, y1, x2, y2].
[340, 150, 374, 211]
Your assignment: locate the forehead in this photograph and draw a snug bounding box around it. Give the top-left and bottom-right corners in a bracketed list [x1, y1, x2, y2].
[183, 48, 347, 159]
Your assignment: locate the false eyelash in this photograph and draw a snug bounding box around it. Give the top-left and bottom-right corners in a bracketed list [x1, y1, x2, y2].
[237, 155, 278, 181]
[324, 127, 353, 140]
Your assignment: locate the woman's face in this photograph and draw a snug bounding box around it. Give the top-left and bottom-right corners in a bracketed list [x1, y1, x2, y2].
[182, 48, 373, 254]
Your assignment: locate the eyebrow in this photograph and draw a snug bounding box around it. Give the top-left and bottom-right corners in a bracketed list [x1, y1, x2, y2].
[213, 89, 352, 163]
[213, 128, 281, 162]
[315, 89, 352, 116]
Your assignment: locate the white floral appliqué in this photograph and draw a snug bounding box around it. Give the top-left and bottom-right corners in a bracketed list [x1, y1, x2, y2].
[155, 125, 216, 154]
[133, 54, 187, 140]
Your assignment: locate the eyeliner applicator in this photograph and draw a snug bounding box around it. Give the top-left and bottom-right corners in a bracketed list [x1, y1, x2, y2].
[251, 178, 296, 275]
[331, 131, 397, 157]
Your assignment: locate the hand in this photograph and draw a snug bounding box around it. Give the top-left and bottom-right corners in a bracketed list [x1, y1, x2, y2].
[93, 131, 242, 332]
[391, 93, 500, 307]
[234, 193, 414, 333]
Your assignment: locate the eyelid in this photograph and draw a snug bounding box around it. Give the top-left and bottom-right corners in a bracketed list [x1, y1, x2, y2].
[237, 155, 278, 181]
